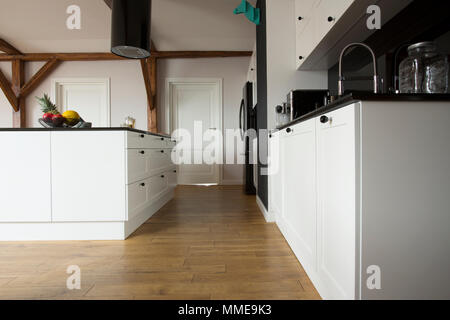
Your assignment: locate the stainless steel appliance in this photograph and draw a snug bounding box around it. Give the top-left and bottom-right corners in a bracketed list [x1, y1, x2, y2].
[286, 90, 330, 121]
[239, 82, 257, 195]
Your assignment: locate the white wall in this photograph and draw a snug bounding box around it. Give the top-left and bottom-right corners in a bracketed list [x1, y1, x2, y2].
[157, 57, 250, 185]
[266, 0, 328, 130]
[0, 60, 148, 130]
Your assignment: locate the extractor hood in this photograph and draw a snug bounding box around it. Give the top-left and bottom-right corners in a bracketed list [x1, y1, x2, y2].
[111, 0, 152, 59]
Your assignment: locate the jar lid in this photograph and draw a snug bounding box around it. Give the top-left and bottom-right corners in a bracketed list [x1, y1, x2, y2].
[408, 42, 436, 51]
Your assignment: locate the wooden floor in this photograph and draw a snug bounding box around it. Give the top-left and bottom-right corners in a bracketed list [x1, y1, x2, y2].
[0, 186, 320, 300]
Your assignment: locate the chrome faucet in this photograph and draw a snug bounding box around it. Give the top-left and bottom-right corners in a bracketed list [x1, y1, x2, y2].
[338, 43, 380, 96]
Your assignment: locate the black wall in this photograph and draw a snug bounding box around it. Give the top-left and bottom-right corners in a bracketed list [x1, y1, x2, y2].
[256, 0, 268, 209]
[328, 0, 450, 95]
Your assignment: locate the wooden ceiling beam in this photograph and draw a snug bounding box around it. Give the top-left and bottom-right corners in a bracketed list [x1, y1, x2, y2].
[20, 58, 61, 97]
[0, 38, 22, 55]
[0, 67, 18, 112]
[0, 51, 253, 61]
[153, 51, 253, 59]
[12, 60, 25, 127]
[140, 57, 158, 133]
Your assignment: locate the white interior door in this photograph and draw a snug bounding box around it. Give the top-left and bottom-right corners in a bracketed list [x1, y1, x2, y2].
[53, 78, 110, 127]
[168, 79, 222, 185]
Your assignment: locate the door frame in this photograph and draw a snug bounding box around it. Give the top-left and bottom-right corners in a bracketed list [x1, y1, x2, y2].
[165, 77, 224, 185]
[51, 77, 111, 127]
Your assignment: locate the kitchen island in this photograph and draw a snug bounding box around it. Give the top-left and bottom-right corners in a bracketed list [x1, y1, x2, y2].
[0, 128, 177, 241]
[270, 95, 450, 299]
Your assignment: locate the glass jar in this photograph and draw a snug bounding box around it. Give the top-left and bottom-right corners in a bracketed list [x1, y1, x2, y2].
[399, 42, 449, 94]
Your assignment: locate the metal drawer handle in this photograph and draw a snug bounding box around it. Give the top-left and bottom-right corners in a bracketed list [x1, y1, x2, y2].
[140, 183, 146, 187]
[161, 137, 164, 141]
[160, 150, 164, 153]
[161, 175, 165, 178]
[140, 134, 145, 138]
[140, 150, 145, 155]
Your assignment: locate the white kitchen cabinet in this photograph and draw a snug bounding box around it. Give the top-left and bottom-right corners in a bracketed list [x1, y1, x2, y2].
[269, 132, 282, 220]
[270, 100, 450, 300]
[0, 132, 52, 222]
[51, 131, 127, 222]
[279, 118, 318, 274]
[0, 129, 176, 240]
[316, 104, 356, 300]
[295, 0, 354, 69]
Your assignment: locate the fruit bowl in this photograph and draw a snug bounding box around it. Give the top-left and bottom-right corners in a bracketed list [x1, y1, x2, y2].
[38, 118, 92, 128]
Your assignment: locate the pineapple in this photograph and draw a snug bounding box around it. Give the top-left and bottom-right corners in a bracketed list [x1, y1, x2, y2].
[36, 94, 59, 115]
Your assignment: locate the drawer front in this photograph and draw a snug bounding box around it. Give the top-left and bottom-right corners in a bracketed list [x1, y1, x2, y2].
[127, 149, 150, 184]
[127, 179, 150, 220]
[166, 139, 176, 148]
[127, 132, 166, 149]
[148, 149, 172, 176]
[149, 174, 169, 202]
[167, 168, 178, 189]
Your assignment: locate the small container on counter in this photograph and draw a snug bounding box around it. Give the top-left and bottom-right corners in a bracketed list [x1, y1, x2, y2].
[399, 42, 449, 94]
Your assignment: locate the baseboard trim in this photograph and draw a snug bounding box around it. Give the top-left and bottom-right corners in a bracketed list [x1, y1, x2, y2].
[256, 196, 274, 223]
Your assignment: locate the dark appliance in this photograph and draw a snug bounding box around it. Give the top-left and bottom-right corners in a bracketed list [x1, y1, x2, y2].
[239, 82, 257, 195]
[287, 89, 330, 121]
[111, 0, 152, 59]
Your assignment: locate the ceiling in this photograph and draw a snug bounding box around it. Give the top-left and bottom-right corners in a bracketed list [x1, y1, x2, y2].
[0, 0, 256, 53]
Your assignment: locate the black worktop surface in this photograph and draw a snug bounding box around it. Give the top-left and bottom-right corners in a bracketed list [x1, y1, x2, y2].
[0, 127, 172, 138]
[276, 93, 450, 131]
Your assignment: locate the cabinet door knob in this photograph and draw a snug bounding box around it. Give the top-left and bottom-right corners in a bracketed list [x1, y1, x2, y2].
[161, 175, 165, 178]
[320, 115, 329, 124]
[286, 128, 292, 133]
[299, 56, 304, 60]
[161, 137, 164, 141]
[140, 134, 145, 138]
[298, 16, 303, 21]
[327, 16, 335, 22]
[140, 183, 146, 187]
[160, 150, 164, 153]
[174, 170, 177, 173]
[140, 150, 145, 154]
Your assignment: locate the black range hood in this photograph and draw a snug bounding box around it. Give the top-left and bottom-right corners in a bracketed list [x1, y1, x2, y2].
[111, 0, 152, 59]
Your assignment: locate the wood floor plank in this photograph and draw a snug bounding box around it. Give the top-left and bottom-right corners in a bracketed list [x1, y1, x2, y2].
[0, 185, 320, 300]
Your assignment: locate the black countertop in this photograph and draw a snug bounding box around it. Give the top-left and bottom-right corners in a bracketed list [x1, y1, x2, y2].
[0, 127, 172, 138]
[276, 93, 450, 131]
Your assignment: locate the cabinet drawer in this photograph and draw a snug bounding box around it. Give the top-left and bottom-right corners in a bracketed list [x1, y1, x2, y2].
[167, 168, 178, 189]
[148, 149, 172, 175]
[127, 132, 166, 149]
[149, 174, 169, 202]
[127, 148, 174, 184]
[127, 179, 150, 220]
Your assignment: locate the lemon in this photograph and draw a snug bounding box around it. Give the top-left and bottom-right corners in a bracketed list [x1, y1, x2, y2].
[62, 110, 81, 126]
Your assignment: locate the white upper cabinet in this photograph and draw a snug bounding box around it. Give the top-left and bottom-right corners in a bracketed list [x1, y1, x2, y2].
[316, 105, 356, 300]
[0, 132, 52, 222]
[295, 0, 354, 69]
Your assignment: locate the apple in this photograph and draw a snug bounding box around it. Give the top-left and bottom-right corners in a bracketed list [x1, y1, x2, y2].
[42, 113, 54, 123]
[52, 114, 65, 127]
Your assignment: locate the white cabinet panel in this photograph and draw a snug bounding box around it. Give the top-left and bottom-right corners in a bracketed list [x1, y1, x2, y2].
[149, 174, 169, 202]
[127, 131, 166, 149]
[51, 131, 126, 222]
[280, 119, 317, 272]
[127, 179, 150, 220]
[316, 105, 356, 300]
[269, 132, 282, 220]
[168, 168, 178, 189]
[0, 132, 52, 222]
[148, 149, 172, 176]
